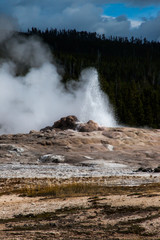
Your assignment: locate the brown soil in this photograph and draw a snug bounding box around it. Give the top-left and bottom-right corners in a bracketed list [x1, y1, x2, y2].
[0, 125, 160, 239]
[0, 178, 159, 240]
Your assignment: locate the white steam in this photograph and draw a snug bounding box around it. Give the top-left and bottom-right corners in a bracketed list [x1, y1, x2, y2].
[78, 69, 117, 126]
[0, 19, 117, 134]
[0, 15, 18, 43]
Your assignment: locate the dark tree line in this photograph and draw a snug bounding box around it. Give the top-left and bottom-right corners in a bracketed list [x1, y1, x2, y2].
[4, 28, 160, 128]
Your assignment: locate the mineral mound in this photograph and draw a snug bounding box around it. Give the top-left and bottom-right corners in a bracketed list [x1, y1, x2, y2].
[0, 115, 160, 178]
[41, 115, 104, 132]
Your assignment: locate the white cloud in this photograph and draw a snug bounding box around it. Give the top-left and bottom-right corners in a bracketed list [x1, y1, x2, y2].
[97, 15, 131, 37]
[130, 19, 143, 28]
[102, 15, 143, 30]
[0, 1, 160, 41]
[134, 14, 160, 40]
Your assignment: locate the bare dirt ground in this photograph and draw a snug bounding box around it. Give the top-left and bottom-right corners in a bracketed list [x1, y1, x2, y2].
[0, 126, 160, 178]
[0, 124, 160, 239]
[0, 179, 159, 240]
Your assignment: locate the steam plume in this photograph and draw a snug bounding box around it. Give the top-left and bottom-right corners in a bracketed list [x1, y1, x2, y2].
[0, 15, 18, 43]
[0, 17, 117, 134]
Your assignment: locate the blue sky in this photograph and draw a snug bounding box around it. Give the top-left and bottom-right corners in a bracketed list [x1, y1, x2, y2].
[103, 3, 160, 20]
[1, 0, 160, 41]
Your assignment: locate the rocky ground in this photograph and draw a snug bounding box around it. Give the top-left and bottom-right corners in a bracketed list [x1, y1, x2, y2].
[0, 116, 160, 239]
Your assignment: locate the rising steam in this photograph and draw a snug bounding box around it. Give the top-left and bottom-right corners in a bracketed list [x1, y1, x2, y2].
[78, 69, 117, 126]
[0, 17, 117, 134]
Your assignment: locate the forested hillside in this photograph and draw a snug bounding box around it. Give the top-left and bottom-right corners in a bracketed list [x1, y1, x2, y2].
[6, 29, 160, 128]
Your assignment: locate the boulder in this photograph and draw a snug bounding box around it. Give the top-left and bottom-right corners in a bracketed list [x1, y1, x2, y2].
[38, 154, 65, 163]
[154, 166, 160, 172]
[0, 144, 24, 153]
[136, 167, 153, 173]
[53, 115, 79, 130]
[78, 120, 102, 132]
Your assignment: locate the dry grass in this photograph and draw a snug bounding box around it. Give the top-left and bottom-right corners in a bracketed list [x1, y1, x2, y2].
[16, 180, 160, 198]
[0, 177, 160, 198]
[19, 182, 109, 197]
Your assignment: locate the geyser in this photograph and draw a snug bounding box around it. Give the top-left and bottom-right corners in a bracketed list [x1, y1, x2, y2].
[78, 68, 117, 127]
[0, 62, 117, 134]
[0, 17, 117, 134]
